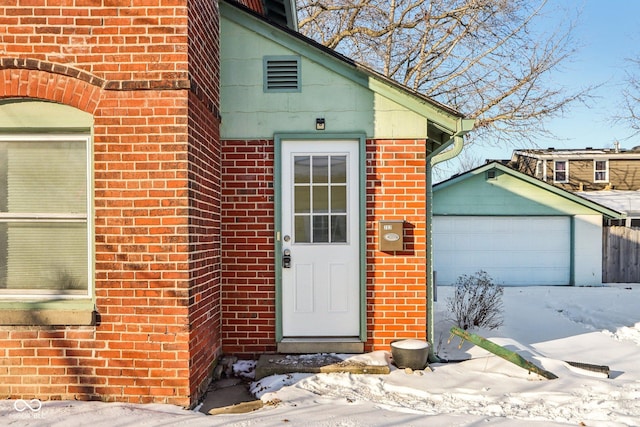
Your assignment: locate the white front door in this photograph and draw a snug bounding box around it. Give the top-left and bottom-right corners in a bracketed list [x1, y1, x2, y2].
[280, 139, 360, 337]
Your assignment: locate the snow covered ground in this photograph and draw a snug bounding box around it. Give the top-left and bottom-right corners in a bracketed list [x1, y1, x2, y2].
[2, 284, 639, 426]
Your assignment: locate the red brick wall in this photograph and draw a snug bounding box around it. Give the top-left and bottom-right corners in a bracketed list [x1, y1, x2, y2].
[235, 0, 265, 14]
[366, 139, 427, 350]
[0, 0, 189, 83]
[93, 86, 193, 406]
[1, 0, 222, 407]
[219, 138, 427, 355]
[221, 139, 276, 357]
[186, 0, 223, 403]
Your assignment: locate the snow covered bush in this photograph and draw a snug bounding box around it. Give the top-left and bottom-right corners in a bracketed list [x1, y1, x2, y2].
[447, 270, 504, 330]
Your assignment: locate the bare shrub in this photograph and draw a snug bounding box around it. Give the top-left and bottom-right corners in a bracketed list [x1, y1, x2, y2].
[446, 270, 504, 330]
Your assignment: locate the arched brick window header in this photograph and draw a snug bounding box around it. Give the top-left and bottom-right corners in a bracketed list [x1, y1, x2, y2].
[0, 59, 102, 114]
[0, 57, 192, 114]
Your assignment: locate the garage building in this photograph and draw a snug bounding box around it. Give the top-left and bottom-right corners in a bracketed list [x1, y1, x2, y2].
[433, 162, 623, 286]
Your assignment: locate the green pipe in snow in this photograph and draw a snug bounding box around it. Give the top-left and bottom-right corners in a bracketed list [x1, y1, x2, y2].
[450, 326, 558, 380]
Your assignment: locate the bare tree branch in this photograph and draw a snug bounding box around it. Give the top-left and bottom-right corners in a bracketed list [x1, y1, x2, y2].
[617, 57, 640, 139]
[297, 0, 597, 146]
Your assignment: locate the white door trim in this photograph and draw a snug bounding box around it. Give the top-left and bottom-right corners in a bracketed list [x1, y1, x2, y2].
[274, 134, 366, 344]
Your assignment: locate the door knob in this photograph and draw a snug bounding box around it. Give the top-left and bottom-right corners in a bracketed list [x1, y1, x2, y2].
[283, 249, 292, 268]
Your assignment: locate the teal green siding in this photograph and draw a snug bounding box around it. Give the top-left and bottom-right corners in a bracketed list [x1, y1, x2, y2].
[220, 5, 436, 140]
[434, 168, 608, 216]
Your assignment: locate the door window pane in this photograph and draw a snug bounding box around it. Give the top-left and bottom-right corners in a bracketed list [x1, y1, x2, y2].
[295, 216, 311, 243]
[331, 156, 347, 183]
[331, 185, 347, 213]
[331, 215, 347, 242]
[313, 215, 329, 242]
[294, 156, 310, 183]
[312, 185, 329, 213]
[294, 187, 310, 213]
[293, 153, 349, 244]
[312, 156, 329, 183]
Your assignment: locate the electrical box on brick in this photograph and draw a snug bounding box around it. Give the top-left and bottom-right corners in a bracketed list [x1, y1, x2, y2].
[378, 220, 404, 252]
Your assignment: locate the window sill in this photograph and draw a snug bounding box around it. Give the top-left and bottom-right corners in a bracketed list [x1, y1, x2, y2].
[0, 300, 95, 326]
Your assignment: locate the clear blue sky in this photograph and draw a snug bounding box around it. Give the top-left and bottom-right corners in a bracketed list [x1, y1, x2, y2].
[439, 0, 640, 178]
[543, 0, 639, 148]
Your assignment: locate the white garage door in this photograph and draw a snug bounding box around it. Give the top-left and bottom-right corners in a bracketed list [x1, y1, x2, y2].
[434, 216, 570, 286]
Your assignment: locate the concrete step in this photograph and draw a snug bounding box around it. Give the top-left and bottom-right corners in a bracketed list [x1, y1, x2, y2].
[199, 353, 391, 415]
[255, 353, 390, 380]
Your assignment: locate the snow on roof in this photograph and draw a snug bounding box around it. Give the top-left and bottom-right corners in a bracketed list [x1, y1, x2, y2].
[575, 190, 640, 216]
[513, 147, 640, 158]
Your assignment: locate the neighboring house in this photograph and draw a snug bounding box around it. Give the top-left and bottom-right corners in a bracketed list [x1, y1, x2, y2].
[433, 162, 623, 287]
[510, 145, 640, 192]
[0, 0, 472, 406]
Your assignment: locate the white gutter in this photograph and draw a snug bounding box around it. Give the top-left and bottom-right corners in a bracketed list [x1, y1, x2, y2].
[425, 118, 474, 362]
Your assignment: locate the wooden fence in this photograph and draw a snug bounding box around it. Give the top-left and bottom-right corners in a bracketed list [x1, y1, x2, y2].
[602, 226, 640, 283]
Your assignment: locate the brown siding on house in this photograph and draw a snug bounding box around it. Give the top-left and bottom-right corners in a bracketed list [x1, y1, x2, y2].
[609, 159, 640, 190]
[545, 158, 640, 191]
[566, 159, 595, 191]
[512, 153, 640, 191]
[539, 160, 575, 191]
[543, 160, 554, 184]
[0, 0, 221, 407]
[512, 156, 538, 178]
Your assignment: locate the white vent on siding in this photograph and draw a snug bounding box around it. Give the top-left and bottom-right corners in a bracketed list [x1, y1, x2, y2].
[264, 56, 300, 92]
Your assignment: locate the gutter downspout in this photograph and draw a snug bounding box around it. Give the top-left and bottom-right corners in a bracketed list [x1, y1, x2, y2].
[425, 118, 474, 362]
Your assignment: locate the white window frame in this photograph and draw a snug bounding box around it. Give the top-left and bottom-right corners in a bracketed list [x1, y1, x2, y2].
[553, 160, 568, 183]
[0, 133, 92, 299]
[594, 159, 609, 183]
